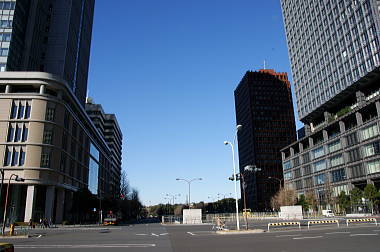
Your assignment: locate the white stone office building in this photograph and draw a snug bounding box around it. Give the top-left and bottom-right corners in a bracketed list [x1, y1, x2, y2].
[0, 72, 115, 223]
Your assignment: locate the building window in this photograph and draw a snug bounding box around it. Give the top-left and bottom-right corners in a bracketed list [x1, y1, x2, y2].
[7, 123, 28, 142]
[72, 122, 77, 138]
[314, 159, 326, 172]
[293, 157, 300, 167]
[40, 148, 51, 168]
[10, 101, 31, 119]
[7, 124, 14, 142]
[62, 133, 68, 150]
[312, 146, 325, 159]
[11, 148, 18, 166]
[332, 184, 349, 197]
[10, 102, 17, 119]
[363, 141, 380, 158]
[303, 165, 312, 175]
[284, 171, 293, 180]
[45, 107, 55, 121]
[60, 153, 66, 172]
[302, 153, 310, 163]
[328, 140, 341, 153]
[331, 168, 346, 182]
[295, 180, 303, 190]
[314, 173, 325, 185]
[43, 127, 53, 144]
[346, 132, 358, 145]
[69, 160, 75, 177]
[361, 124, 379, 141]
[367, 160, 380, 175]
[347, 148, 361, 163]
[19, 148, 25, 166]
[350, 164, 365, 178]
[64, 111, 70, 129]
[294, 168, 302, 178]
[3, 147, 11, 166]
[283, 161, 292, 170]
[330, 154, 344, 167]
[304, 177, 313, 188]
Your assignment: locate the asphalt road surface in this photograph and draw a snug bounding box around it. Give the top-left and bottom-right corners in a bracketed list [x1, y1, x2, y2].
[3, 222, 380, 251]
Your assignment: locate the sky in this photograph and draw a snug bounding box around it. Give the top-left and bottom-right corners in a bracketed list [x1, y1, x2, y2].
[87, 0, 303, 206]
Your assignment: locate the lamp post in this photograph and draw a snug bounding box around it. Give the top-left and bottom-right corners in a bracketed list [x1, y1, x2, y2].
[229, 165, 261, 230]
[166, 193, 180, 206]
[224, 124, 242, 231]
[268, 176, 284, 189]
[2, 174, 24, 235]
[176, 178, 202, 209]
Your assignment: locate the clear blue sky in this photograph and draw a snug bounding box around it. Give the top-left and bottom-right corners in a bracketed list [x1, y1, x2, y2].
[88, 0, 303, 205]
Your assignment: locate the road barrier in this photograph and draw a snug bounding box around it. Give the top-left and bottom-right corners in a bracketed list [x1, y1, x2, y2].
[267, 222, 300, 231]
[307, 220, 339, 229]
[346, 218, 378, 226]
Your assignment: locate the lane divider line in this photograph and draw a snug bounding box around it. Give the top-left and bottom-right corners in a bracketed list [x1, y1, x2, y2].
[293, 236, 323, 240]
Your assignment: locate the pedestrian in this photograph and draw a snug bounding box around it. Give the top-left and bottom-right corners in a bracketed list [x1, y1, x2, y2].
[28, 219, 33, 229]
[39, 218, 43, 228]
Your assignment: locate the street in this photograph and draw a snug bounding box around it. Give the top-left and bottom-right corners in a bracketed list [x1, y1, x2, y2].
[2, 221, 379, 251]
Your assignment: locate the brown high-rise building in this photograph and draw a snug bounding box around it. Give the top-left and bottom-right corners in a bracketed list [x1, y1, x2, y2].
[234, 69, 296, 211]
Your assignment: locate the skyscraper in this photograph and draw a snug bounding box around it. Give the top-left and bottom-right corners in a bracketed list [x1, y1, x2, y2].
[0, 0, 123, 224]
[281, 0, 380, 122]
[235, 69, 296, 210]
[280, 0, 380, 205]
[0, 0, 95, 105]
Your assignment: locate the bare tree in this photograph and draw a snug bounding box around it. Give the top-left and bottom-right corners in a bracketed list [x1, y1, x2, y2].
[270, 187, 297, 210]
[305, 190, 318, 212]
[120, 170, 130, 199]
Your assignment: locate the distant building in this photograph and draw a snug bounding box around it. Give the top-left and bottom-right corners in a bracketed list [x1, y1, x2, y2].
[85, 101, 123, 198]
[234, 69, 296, 210]
[0, 0, 95, 106]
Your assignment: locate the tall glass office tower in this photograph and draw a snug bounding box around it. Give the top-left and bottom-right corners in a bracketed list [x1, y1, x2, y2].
[281, 0, 380, 122]
[280, 0, 380, 207]
[0, 0, 95, 106]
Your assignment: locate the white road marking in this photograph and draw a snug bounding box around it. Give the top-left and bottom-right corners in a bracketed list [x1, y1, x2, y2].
[14, 244, 156, 249]
[160, 233, 169, 236]
[187, 232, 196, 236]
[373, 230, 380, 232]
[136, 233, 148, 236]
[151, 233, 159, 237]
[276, 234, 301, 237]
[325, 232, 351, 235]
[350, 234, 378, 237]
[37, 234, 42, 238]
[293, 236, 323, 240]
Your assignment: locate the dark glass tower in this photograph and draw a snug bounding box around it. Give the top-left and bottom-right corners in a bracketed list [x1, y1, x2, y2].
[234, 69, 296, 211]
[0, 0, 95, 106]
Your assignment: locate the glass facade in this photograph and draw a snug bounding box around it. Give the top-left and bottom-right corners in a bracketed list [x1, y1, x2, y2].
[281, 0, 380, 120]
[88, 142, 99, 195]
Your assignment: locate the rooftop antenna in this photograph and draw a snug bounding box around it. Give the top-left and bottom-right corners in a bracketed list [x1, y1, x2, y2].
[264, 60, 266, 70]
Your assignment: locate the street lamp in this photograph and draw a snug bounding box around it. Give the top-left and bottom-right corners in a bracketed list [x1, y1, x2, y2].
[224, 124, 242, 231]
[2, 174, 24, 235]
[166, 193, 181, 205]
[229, 165, 261, 230]
[176, 178, 202, 208]
[268, 176, 284, 189]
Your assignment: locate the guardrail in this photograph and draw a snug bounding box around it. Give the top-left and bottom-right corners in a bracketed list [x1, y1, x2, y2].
[307, 220, 339, 229]
[267, 222, 300, 232]
[346, 218, 378, 226]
